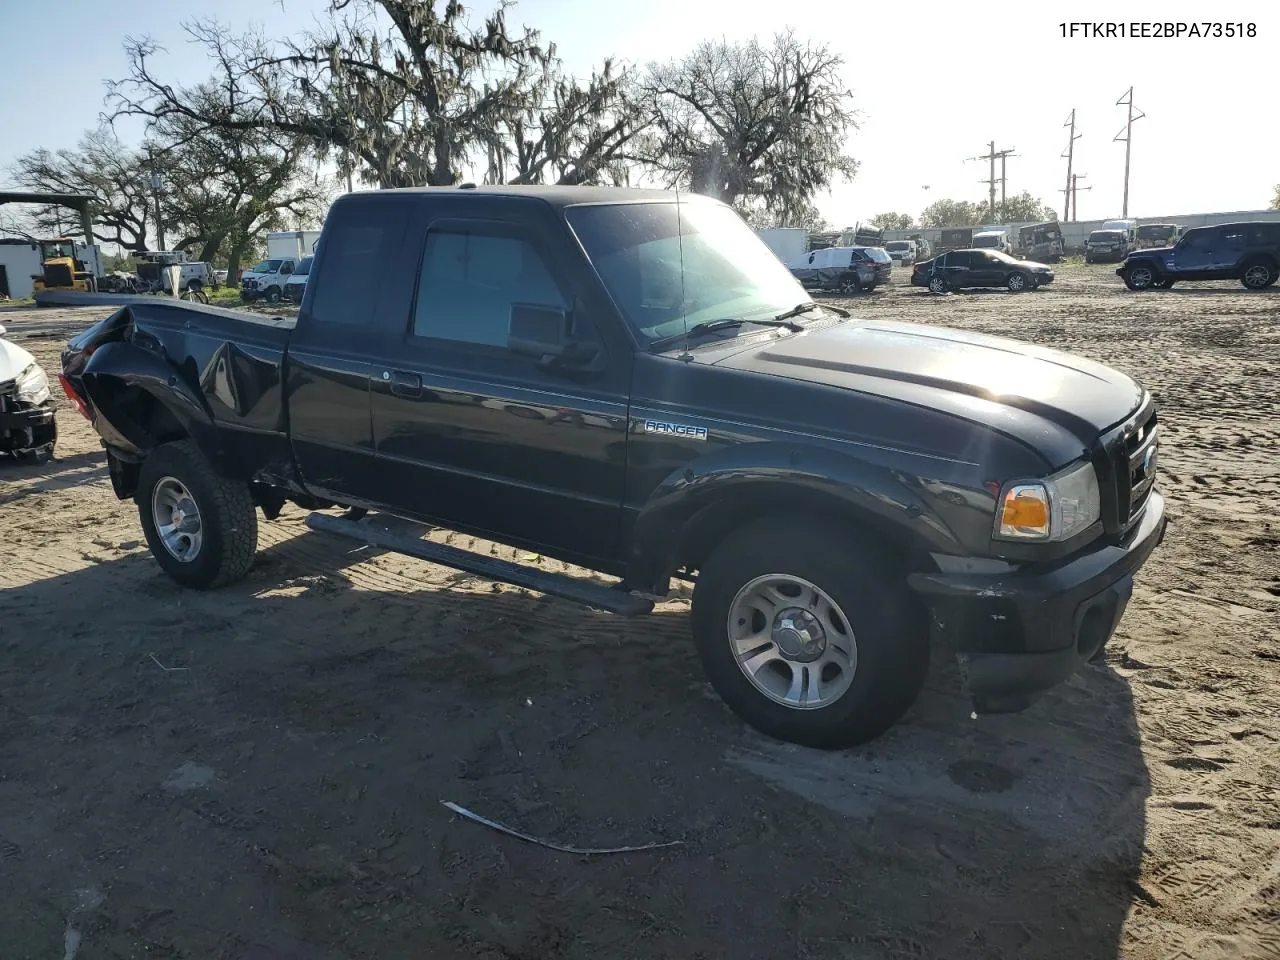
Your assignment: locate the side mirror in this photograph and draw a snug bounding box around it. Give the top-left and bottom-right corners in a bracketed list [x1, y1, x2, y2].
[508, 303, 602, 371]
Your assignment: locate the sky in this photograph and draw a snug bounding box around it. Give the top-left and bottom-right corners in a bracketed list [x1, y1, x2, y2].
[0, 0, 1275, 228]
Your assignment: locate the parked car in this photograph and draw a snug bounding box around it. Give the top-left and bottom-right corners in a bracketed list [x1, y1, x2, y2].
[882, 240, 918, 265]
[1018, 222, 1064, 263]
[1086, 230, 1131, 264]
[60, 185, 1166, 749]
[911, 249, 1054, 293]
[284, 255, 313, 303]
[1118, 222, 1280, 291]
[0, 322, 57, 460]
[850, 246, 894, 286]
[789, 246, 878, 294]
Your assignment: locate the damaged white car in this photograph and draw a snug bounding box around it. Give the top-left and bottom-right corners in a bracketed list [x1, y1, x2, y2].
[0, 323, 57, 460]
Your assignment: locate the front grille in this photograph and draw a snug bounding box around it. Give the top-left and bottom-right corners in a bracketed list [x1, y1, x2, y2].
[1098, 403, 1158, 536]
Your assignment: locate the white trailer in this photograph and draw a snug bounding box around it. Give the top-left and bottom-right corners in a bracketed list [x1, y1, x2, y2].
[266, 230, 322, 262]
[757, 228, 809, 268]
[0, 240, 43, 300]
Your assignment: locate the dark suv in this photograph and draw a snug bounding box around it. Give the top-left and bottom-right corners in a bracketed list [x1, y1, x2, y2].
[1118, 221, 1280, 291]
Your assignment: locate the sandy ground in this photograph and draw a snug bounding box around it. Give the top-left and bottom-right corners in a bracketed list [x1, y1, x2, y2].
[1, 266, 1277, 960]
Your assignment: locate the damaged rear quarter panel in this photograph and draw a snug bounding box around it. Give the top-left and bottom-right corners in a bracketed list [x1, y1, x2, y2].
[79, 302, 297, 487]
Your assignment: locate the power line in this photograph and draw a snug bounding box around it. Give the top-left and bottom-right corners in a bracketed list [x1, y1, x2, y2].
[1062, 109, 1080, 221]
[1114, 87, 1145, 218]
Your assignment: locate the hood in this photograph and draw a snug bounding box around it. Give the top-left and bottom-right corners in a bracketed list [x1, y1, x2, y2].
[0, 335, 39, 382]
[1016, 259, 1052, 271]
[711, 319, 1145, 463]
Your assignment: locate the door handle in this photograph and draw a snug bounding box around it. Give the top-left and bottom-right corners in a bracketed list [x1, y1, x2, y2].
[388, 370, 422, 398]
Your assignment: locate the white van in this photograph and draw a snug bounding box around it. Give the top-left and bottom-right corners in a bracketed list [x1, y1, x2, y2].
[972, 230, 1012, 254]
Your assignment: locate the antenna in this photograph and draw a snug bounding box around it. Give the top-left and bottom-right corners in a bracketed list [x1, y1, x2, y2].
[675, 187, 691, 361]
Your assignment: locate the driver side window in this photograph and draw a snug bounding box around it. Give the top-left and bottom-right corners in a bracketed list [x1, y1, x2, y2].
[413, 230, 568, 348]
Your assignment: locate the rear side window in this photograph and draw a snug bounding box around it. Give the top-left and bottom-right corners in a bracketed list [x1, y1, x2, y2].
[413, 229, 567, 347]
[309, 201, 410, 326]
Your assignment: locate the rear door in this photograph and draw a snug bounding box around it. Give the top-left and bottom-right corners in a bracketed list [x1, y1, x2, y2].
[286, 197, 412, 503]
[1210, 226, 1248, 278]
[366, 196, 632, 564]
[944, 250, 976, 287]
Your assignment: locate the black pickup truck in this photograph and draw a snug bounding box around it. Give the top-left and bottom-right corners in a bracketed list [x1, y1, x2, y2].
[60, 186, 1167, 748]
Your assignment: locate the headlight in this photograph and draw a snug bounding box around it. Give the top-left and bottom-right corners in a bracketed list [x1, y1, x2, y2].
[994, 460, 1101, 542]
[15, 363, 51, 405]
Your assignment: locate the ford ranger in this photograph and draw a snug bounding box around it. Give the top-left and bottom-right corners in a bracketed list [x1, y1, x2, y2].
[59, 186, 1167, 748]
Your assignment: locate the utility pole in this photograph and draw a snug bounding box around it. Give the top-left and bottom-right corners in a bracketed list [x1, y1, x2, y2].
[1060, 173, 1092, 222]
[1062, 109, 1080, 221]
[966, 141, 1016, 222]
[1114, 87, 1145, 218]
[147, 148, 166, 252]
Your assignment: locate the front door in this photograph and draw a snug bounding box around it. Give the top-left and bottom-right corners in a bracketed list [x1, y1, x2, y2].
[1167, 228, 1217, 279]
[367, 198, 632, 565]
[970, 251, 1005, 287]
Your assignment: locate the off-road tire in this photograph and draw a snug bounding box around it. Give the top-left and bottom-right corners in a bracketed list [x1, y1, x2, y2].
[136, 440, 258, 589]
[1122, 264, 1157, 291]
[690, 517, 929, 749]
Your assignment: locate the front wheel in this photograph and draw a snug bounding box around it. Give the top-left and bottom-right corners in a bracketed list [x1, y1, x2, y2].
[690, 518, 929, 748]
[264, 286, 282, 304]
[1241, 261, 1276, 290]
[1122, 264, 1157, 290]
[1007, 272, 1030, 292]
[136, 440, 259, 589]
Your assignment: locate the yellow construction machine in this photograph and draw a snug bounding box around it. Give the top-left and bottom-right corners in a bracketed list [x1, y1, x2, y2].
[31, 238, 100, 293]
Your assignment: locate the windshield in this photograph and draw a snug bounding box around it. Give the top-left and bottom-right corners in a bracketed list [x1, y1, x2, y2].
[884, 241, 909, 251]
[1088, 231, 1125, 243]
[565, 199, 811, 344]
[251, 259, 283, 273]
[42, 241, 76, 260]
[1138, 226, 1175, 240]
[972, 235, 1002, 248]
[293, 256, 313, 277]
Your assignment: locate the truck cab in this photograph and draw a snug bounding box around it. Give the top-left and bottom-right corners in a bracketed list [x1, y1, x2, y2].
[972, 229, 1012, 254]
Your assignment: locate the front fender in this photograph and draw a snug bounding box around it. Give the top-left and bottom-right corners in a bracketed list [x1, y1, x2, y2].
[80, 339, 220, 463]
[625, 441, 968, 590]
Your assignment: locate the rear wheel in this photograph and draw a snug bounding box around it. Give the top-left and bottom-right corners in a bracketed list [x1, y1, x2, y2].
[927, 275, 948, 294]
[1122, 264, 1157, 290]
[690, 517, 929, 748]
[1241, 261, 1276, 290]
[838, 276, 862, 295]
[136, 440, 258, 589]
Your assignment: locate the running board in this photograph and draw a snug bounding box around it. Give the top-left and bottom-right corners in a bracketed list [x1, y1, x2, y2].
[304, 513, 654, 617]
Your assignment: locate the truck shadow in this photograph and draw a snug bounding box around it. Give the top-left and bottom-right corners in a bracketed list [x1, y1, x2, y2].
[0, 529, 1149, 960]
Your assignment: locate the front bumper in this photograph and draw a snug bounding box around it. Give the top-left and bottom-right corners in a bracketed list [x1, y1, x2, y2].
[1087, 249, 1125, 262]
[907, 491, 1167, 711]
[0, 399, 57, 452]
